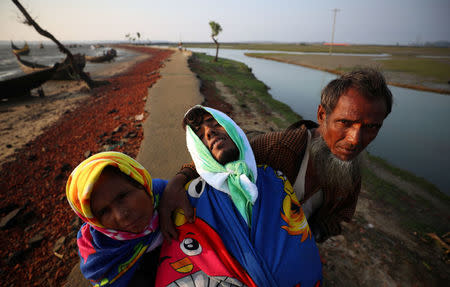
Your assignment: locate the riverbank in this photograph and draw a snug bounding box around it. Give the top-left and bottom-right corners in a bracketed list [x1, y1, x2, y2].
[245, 53, 450, 95]
[0, 46, 173, 286]
[188, 52, 450, 286]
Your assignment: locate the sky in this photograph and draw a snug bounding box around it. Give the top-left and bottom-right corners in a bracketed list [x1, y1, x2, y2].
[1, 0, 449, 45]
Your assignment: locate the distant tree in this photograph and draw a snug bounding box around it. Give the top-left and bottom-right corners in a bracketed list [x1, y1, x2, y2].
[125, 33, 137, 44]
[209, 21, 222, 62]
[137, 32, 141, 44]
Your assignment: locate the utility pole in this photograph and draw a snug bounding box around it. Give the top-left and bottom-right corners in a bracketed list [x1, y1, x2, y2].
[329, 8, 340, 55]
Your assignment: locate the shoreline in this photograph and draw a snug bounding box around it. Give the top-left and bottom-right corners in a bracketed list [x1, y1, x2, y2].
[0, 46, 150, 167]
[245, 53, 450, 95]
[0, 46, 173, 286]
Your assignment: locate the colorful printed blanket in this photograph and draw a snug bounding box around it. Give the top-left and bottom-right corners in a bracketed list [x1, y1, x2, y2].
[157, 106, 322, 286]
[156, 166, 322, 286]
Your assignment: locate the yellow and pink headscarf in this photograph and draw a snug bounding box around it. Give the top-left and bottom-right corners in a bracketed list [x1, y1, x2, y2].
[66, 151, 157, 240]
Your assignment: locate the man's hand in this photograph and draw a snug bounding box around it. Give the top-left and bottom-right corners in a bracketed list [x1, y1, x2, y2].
[159, 173, 194, 241]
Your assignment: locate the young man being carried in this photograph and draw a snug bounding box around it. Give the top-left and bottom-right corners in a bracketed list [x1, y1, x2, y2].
[155, 106, 322, 286]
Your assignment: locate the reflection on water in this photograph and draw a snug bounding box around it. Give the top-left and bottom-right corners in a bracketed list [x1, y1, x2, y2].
[190, 48, 450, 194]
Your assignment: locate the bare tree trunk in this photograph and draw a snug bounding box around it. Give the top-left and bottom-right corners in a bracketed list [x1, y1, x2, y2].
[212, 37, 219, 62]
[12, 0, 94, 88]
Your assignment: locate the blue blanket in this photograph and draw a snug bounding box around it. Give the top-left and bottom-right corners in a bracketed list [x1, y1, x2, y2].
[156, 166, 322, 287]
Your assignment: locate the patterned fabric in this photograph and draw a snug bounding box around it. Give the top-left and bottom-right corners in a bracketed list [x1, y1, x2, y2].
[250, 120, 361, 239]
[156, 166, 322, 287]
[66, 151, 166, 286]
[185, 106, 258, 225]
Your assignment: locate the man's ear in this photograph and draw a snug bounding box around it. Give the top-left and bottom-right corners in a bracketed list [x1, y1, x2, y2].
[317, 104, 326, 125]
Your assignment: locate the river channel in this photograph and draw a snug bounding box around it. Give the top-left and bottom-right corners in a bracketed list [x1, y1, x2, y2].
[190, 48, 450, 195]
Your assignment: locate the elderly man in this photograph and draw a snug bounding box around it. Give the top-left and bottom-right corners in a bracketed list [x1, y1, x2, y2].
[155, 106, 322, 286]
[161, 68, 393, 243]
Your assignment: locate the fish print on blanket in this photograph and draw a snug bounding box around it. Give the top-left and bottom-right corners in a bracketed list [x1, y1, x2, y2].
[155, 209, 256, 287]
[273, 168, 312, 242]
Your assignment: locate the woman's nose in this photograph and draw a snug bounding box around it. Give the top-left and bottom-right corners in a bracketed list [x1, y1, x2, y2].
[114, 206, 130, 222]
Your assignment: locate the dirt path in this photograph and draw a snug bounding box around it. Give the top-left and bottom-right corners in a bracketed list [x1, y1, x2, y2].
[136, 49, 203, 178]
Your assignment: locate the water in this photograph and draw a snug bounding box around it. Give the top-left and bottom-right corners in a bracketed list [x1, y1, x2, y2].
[190, 48, 450, 194]
[0, 41, 137, 81]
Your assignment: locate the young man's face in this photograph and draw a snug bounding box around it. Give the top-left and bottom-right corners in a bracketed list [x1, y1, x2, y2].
[318, 88, 387, 161]
[90, 169, 154, 233]
[192, 113, 239, 165]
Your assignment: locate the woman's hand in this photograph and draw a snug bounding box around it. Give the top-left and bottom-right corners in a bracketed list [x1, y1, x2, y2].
[159, 173, 194, 241]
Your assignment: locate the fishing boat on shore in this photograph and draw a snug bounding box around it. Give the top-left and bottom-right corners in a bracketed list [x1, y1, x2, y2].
[14, 54, 86, 80]
[85, 48, 117, 63]
[0, 63, 59, 98]
[11, 41, 30, 56]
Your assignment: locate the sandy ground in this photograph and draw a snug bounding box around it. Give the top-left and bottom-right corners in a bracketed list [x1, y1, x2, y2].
[246, 53, 450, 94]
[0, 51, 149, 166]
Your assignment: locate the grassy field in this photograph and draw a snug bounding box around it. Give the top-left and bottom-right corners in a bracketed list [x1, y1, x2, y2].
[365, 153, 447, 202]
[182, 42, 450, 56]
[380, 56, 450, 82]
[189, 52, 301, 128]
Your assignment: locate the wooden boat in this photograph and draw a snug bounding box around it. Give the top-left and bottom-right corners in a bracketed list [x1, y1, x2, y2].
[85, 48, 117, 63]
[14, 53, 86, 80]
[14, 54, 49, 74]
[0, 63, 59, 98]
[11, 41, 30, 56]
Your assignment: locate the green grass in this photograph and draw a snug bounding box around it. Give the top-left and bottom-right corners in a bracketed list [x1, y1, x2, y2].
[190, 52, 301, 128]
[366, 153, 449, 203]
[379, 57, 450, 82]
[362, 165, 448, 235]
[182, 43, 450, 56]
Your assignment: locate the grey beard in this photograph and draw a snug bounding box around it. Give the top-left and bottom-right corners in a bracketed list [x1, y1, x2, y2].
[309, 136, 361, 192]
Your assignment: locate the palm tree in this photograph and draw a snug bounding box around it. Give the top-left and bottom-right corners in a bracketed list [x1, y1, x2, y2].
[209, 21, 222, 62]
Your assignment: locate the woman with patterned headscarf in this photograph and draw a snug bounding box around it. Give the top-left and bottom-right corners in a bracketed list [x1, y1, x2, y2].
[66, 151, 167, 286]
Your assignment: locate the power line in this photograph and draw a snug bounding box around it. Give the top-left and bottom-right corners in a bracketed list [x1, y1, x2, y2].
[329, 8, 340, 55]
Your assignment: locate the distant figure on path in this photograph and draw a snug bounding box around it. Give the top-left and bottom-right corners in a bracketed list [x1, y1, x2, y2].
[160, 68, 393, 243]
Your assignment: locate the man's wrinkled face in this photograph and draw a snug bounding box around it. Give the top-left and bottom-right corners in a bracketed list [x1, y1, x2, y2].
[318, 88, 387, 161]
[90, 168, 154, 233]
[192, 114, 239, 165]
